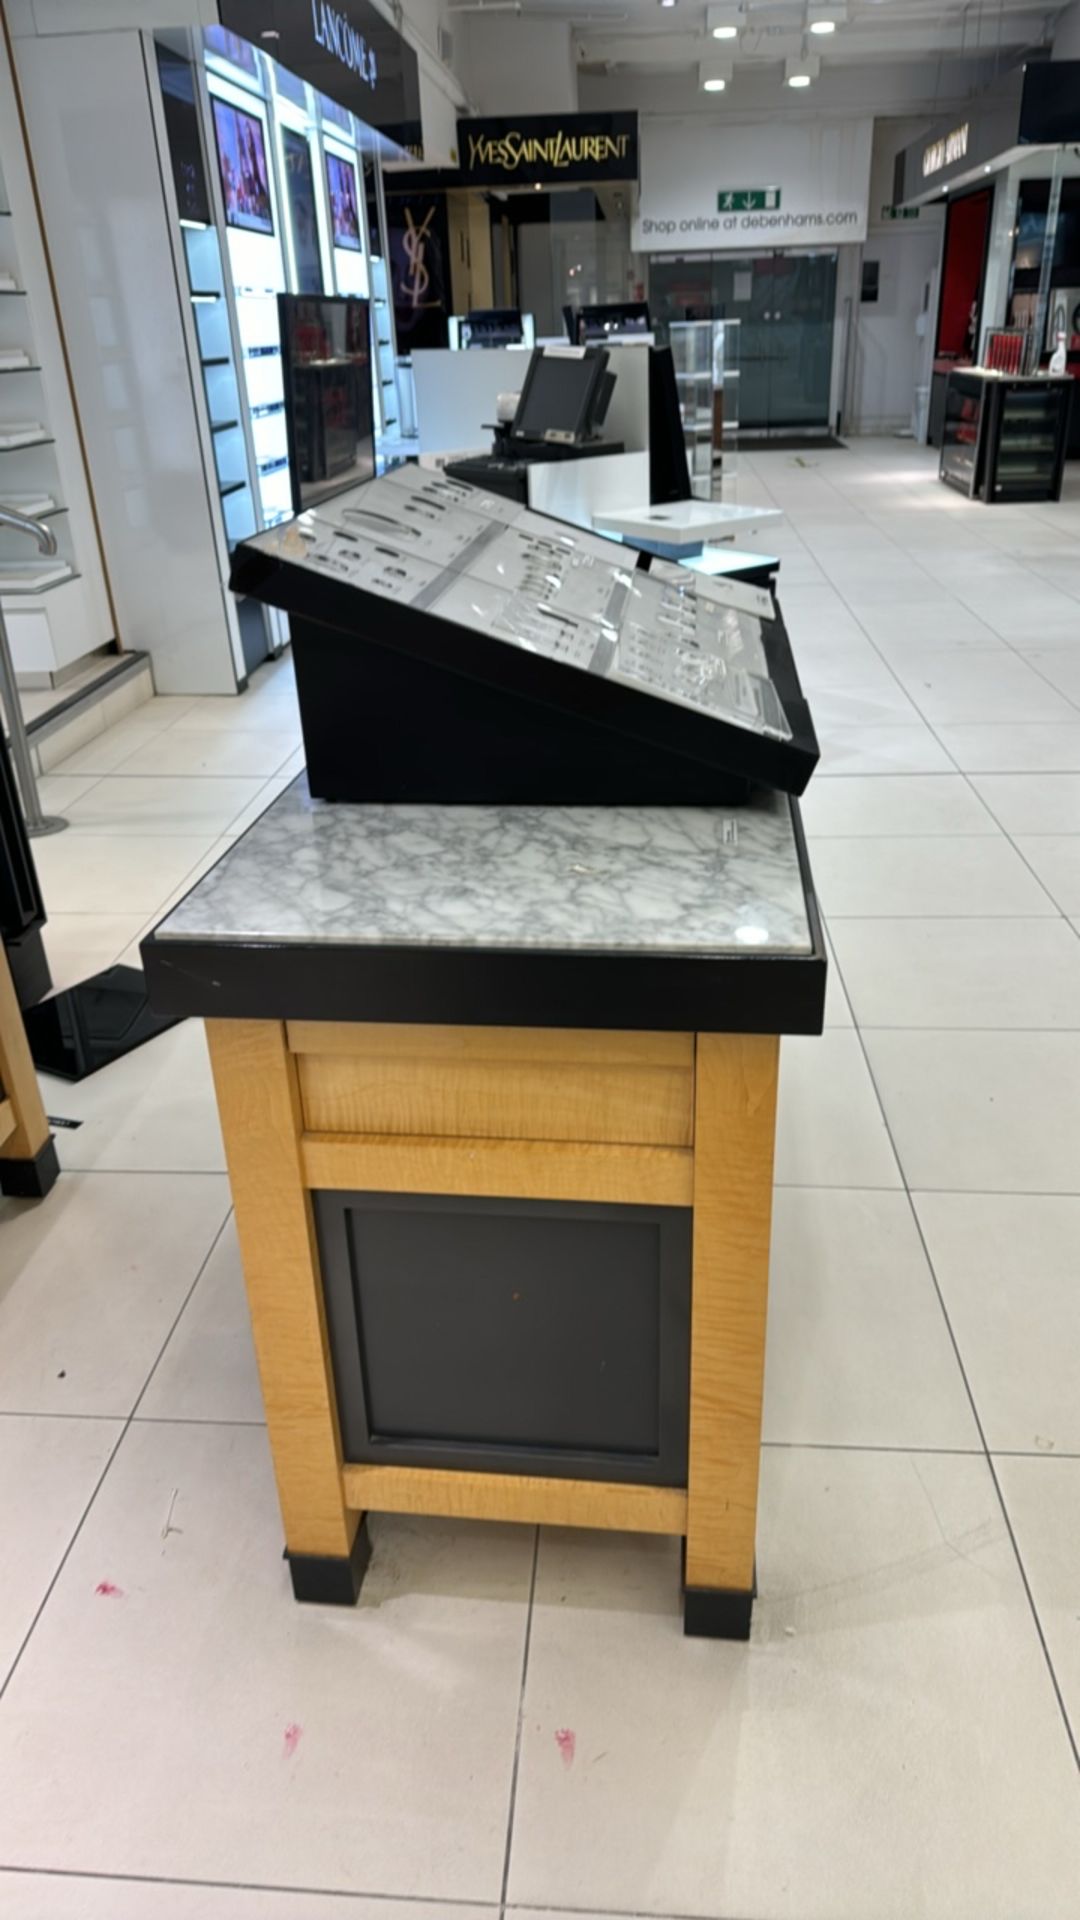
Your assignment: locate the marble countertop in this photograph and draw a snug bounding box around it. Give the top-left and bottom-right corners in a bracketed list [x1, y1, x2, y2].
[153, 777, 812, 958]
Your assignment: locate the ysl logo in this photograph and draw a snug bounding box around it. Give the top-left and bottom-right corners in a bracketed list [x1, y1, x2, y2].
[402, 206, 435, 306]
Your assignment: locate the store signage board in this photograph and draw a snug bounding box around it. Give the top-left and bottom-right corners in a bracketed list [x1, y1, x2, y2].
[635, 118, 872, 252]
[216, 0, 421, 146]
[922, 123, 969, 179]
[717, 188, 781, 212]
[881, 204, 920, 221]
[456, 113, 639, 186]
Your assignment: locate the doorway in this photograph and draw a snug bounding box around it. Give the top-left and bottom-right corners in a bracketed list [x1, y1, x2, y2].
[649, 250, 839, 434]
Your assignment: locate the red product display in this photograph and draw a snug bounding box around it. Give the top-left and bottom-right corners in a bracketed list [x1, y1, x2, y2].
[937, 187, 993, 361]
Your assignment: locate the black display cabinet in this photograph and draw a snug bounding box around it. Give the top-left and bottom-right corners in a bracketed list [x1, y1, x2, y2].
[941, 370, 1074, 503]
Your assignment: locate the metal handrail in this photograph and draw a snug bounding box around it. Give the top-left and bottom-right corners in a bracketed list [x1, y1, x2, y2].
[0, 503, 67, 836]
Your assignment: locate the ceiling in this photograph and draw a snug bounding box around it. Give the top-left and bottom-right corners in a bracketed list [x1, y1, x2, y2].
[453, 0, 1064, 80]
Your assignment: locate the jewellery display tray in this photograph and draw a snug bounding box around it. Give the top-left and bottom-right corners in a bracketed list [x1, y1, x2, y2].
[229, 465, 818, 805]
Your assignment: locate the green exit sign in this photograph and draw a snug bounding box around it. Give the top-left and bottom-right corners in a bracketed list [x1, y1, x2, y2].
[717, 188, 781, 212]
[881, 204, 920, 221]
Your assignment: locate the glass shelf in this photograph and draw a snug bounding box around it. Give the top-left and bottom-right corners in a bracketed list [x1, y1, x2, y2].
[0, 289, 28, 297]
[210, 418, 240, 433]
[202, 355, 230, 368]
[0, 364, 41, 375]
[0, 434, 54, 451]
[0, 567, 80, 596]
[219, 479, 248, 498]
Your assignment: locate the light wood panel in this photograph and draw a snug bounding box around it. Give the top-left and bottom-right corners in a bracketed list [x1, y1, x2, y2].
[288, 1022, 693, 1070]
[342, 1462, 687, 1534]
[685, 1032, 779, 1596]
[0, 1099, 15, 1150]
[297, 1047, 692, 1148]
[301, 1131, 693, 1206]
[205, 1019, 357, 1561]
[0, 940, 50, 1167]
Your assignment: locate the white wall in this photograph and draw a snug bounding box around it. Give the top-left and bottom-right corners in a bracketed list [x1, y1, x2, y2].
[454, 16, 576, 116]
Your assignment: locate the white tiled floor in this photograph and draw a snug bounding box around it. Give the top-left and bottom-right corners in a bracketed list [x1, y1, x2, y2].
[1, 439, 1079, 1916]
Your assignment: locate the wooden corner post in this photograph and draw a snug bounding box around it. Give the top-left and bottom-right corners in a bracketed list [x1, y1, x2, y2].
[684, 1031, 779, 1637]
[205, 1019, 365, 1602]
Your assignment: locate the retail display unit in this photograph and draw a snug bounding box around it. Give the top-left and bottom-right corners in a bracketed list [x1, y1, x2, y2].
[144, 451, 824, 1635]
[0, 37, 113, 680]
[228, 465, 815, 806]
[940, 369, 1074, 502]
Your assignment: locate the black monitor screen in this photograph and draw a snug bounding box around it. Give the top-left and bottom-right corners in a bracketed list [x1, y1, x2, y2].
[212, 97, 274, 236]
[513, 349, 605, 442]
[156, 45, 212, 227]
[463, 308, 523, 348]
[571, 302, 651, 343]
[279, 294, 374, 511]
[282, 129, 323, 295]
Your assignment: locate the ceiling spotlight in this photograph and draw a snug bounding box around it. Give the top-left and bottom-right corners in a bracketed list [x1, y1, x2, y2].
[704, 76, 727, 89]
[707, 4, 746, 37]
[659, 0, 677, 9]
[700, 57, 733, 90]
[785, 53, 820, 86]
[809, 18, 835, 31]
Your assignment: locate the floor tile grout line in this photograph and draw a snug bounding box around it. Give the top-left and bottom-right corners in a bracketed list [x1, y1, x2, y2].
[0, 1208, 234, 1710]
[0, 1864, 501, 1909]
[0, 1861, 770, 1920]
[499, 1525, 541, 1917]
[823, 932, 1080, 1774]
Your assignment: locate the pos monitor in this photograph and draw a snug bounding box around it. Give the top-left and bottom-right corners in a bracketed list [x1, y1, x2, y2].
[462, 308, 525, 348]
[510, 346, 612, 445]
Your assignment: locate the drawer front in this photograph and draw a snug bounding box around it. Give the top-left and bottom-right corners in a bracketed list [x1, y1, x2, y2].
[291, 1023, 694, 1147]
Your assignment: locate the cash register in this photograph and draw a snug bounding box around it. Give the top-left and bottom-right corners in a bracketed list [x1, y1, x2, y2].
[445, 344, 623, 503]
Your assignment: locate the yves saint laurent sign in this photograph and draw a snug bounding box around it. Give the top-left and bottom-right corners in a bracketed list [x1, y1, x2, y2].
[456, 113, 639, 186]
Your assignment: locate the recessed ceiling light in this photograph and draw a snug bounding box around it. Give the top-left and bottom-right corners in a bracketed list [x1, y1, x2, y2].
[809, 17, 836, 30]
[713, 23, 738, 36]
[659, 0, 677, 9]
[788, 71, 812, 85]
[703, 76, 727, 89]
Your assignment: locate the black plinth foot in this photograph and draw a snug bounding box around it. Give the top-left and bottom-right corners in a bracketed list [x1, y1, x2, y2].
[682, 1548, 756, 1640]
[683, 1583, 754, 1640]
[286, 1518, 372, 1606]
[0, 1136, 60, 1201]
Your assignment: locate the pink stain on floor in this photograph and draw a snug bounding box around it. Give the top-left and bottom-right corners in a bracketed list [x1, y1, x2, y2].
[554, 1727, 576, 1768]
[283, 1722, 303, 1758]
[94, 1581, 123, 1598]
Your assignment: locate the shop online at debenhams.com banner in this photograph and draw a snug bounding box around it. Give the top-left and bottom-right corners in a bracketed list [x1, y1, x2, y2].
[633, 117, 873, 252]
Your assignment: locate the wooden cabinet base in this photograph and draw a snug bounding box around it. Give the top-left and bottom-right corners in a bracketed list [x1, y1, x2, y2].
[207, 1016, 779, 1641]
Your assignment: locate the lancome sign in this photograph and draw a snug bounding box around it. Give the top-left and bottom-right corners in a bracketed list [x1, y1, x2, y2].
[218, 0, 421, 145]
[923, 123, 969, 179]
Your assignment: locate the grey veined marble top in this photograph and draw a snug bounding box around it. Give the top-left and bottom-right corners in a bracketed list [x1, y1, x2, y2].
[155, 777, 812, 957]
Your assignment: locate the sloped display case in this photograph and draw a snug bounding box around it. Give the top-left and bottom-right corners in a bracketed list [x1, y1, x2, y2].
[229, 464, 818, 805]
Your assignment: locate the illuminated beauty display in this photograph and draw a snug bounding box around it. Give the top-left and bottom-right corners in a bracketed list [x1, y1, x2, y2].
[326, 150, 362, 251]
[212, 98, 274, 235]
